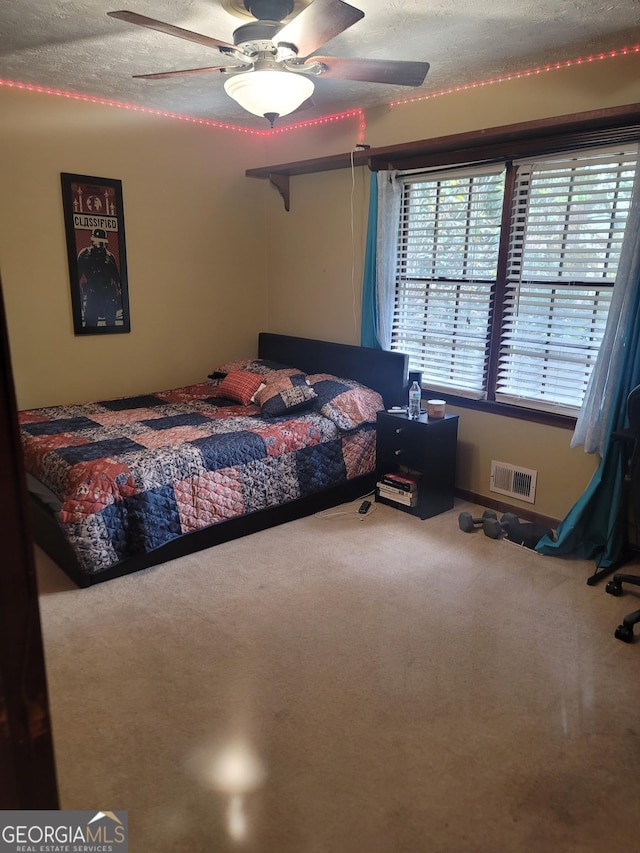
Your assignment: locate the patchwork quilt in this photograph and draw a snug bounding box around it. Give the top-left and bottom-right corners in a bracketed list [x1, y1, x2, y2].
[19, 378, 379, 575]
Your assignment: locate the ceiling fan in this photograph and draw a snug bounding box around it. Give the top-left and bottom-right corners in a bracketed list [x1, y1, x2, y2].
[107, 0, 430, 126]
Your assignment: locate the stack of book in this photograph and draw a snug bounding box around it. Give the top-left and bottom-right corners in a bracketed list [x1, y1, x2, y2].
[376, 470, 420, 508]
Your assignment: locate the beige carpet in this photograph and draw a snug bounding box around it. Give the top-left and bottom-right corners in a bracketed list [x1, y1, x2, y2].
[36, 499, 640, 852]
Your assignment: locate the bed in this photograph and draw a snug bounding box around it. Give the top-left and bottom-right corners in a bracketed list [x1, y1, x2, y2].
[21, 333, 408, 587]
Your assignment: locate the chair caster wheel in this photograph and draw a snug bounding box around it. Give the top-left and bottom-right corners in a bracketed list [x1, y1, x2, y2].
[615, 624, 634, 643]
[606, 580, 624, 597]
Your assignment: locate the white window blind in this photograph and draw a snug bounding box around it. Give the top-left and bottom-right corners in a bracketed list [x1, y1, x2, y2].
[498, 146, 637, 413]
[388, 143, 639, 415]
[391, 165, 505, 398]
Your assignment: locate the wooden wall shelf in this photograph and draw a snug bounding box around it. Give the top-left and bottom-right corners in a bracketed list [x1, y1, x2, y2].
[245, 103, 640, 210]
[246, 149, 372, 211]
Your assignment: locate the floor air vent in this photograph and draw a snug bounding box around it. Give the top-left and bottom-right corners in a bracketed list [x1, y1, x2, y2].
[490, 461, 537, 504]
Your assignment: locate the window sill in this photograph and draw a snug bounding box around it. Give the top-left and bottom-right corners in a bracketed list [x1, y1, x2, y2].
[429, 393, 577, 430]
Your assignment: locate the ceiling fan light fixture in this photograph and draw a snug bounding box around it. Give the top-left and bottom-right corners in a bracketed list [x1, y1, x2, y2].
[224, 68, 314, 122]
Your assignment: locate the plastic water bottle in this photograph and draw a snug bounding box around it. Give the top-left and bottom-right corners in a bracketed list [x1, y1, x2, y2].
[408, 381, 421, 419]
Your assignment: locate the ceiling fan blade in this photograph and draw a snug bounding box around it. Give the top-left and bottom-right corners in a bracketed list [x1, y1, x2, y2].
[309, 56, 430, 86]
[133, 65, 242, 80]
[275, 0, 364, 58]
[107, 11, 238, 53]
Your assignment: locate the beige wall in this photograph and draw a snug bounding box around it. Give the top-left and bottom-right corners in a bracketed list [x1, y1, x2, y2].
[2, 50, 640, 521]
[0, 86, 269, 409]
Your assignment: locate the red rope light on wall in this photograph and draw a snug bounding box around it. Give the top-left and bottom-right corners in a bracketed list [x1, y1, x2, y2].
[1, 44, 637, 136]
[264, 108, 365, 136]
[0, 78, 267, 135]
[388, 45, 640, 109]
[0, 77, 365, 137]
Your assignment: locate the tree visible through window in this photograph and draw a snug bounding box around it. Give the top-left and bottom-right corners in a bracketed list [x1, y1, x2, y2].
[390, 145, 638, 416]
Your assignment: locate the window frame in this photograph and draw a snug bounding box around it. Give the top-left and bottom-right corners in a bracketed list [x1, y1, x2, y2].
[376, 120, 640, 430]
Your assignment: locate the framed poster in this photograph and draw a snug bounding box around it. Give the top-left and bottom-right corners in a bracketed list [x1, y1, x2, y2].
[61, 173, 131, 335]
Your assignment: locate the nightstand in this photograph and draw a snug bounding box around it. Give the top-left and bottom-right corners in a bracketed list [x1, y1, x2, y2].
[376, 410, 459, 519]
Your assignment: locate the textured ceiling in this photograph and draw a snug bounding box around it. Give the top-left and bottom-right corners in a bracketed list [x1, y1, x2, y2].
[2, 0, 640, 130]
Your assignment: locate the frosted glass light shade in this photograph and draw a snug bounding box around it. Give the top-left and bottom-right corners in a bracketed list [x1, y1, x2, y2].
[224, 70, 314, 119]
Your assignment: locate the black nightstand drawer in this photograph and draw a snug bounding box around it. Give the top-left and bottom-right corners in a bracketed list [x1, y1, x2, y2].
[376, 411, 458, 519]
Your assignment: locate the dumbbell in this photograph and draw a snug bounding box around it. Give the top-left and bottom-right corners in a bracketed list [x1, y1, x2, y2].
[484, 513, 554, 547]
[482, 512, 519, 539]
[458, 509, 497, 533]
[507, 520, 555, 549]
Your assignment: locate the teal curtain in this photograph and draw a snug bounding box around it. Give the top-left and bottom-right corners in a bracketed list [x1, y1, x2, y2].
[361, 172, 381, 349]
[537, 264, 640, 569]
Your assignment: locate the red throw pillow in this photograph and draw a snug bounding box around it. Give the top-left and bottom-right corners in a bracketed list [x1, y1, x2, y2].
[212, 369, 265, 406]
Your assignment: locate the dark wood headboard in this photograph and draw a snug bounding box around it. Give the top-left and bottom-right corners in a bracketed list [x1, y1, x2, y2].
[258, 333, 408, 409]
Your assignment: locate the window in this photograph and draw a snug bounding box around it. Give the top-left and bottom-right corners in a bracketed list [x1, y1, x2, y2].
[390, 144, 638, 417]
[393, 164, 505, 400]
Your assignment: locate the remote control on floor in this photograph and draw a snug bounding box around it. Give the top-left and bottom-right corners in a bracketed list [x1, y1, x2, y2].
[358, 500, 372, 514]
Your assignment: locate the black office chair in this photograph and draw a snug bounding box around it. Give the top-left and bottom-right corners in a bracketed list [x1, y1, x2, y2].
[605, 383, 640, 642]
